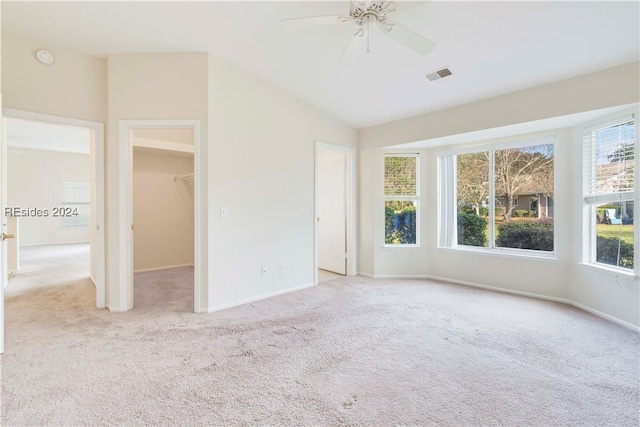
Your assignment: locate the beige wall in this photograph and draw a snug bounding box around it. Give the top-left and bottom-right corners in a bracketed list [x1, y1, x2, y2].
[7, 148, 90, 246]
[133, 149, 193, 271]
[208, 55, 357, 310]
[107, 52, 209, 311]
[1, 33, 106, 123]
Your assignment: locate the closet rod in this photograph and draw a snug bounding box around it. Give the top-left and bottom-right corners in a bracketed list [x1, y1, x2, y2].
[174, 173, 195, 182]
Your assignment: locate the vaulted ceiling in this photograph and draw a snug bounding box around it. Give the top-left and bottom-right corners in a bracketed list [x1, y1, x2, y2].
[3, 1, 639, 128]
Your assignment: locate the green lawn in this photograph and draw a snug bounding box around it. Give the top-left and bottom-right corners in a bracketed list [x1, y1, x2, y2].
[597, 224, 634, 244]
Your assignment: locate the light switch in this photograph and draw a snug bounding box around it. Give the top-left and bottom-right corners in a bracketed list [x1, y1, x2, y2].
[220, 207, 227, 218]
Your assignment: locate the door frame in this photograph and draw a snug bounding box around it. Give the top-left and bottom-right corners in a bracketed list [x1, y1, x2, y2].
[118, 119, 202, 312]
[2, 108, 106, 308]
[314, 141, 357, 284]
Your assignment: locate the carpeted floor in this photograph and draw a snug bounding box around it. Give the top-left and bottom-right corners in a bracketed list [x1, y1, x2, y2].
[6, 243, 91, 295]
[2, 269, 639, 425]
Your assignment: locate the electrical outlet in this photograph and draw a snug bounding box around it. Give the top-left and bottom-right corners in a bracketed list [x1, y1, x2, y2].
[395, 253, 401, 262]
[262, 266, 268, 276]
[279, 264, 285, 273]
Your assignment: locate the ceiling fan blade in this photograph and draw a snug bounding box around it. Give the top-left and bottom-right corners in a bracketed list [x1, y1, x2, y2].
[380, 21, 435, 55]
[281, 15, 354, 27]
[379, 1, 398, 15]
[339, 28, 367, 64]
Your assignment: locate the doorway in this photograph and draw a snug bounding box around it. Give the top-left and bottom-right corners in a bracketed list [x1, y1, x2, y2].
[132, 129, 195, 312]
[2, 111, 105, 305]
[0, 110, 106, 354]
[315, 142, 356, 284]
[118, 120, 202, 313]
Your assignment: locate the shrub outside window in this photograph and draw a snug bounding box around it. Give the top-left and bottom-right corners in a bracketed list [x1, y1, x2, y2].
[385, 154, 419, 246]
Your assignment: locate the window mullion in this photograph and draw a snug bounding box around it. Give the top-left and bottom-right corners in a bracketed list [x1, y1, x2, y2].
[488, 150, 496, 249]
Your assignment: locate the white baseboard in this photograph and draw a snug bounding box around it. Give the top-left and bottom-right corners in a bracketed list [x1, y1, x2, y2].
[357, 272, 375, 278]
[570, 301, 640, 332]
[207, 282, 316, 313]
[378, 274, 637, 333]
[20, 241, 90, 247]
[374, 274, 431, 280]
[134, 263, 193, 273]
[426, 274, 572, 304]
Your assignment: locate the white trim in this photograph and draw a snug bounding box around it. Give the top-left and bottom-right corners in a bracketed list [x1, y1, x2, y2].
[19, 240, 90, 247]
[437, 246, 558, 261]
[314, 142, 357, 284]
[358, 272, 375, 278]
[119, 119, 203, 312]
[374, 275, 431, 279]
[370, 273, 639, 332]
[134, 263, 194, 274]
[427, 274, 571, 303]
[578, 262, 638, 279]
[571, 301, 640, 333]
[132, 137, 194, 154]
[207, 282, 315, 313]
[3, 108, 106, 309]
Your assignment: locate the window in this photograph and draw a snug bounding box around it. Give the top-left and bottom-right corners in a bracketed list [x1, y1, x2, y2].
[385, 154, 419, 245]
[440, 138, 555, 254]
[61, 181, 90, 227]
[584, 117, 636, 271]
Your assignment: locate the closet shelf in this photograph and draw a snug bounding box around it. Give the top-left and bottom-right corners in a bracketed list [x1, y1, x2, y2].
[174, 173, 195, 182]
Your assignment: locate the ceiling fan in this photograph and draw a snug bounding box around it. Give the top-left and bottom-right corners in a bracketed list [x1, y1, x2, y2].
[282, 1, 435, 63]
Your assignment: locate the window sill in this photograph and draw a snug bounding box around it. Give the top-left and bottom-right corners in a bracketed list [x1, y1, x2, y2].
[578, 262, 638, 279]
[437, 245, 558, 262]
[383, 244, 420, 249]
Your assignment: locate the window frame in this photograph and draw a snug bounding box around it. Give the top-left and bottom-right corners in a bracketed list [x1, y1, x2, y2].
[61, 180, 90, 228]
[384, 153, 420, 247]
[438, 136, 556, 257]
[582, 115, 638, 275]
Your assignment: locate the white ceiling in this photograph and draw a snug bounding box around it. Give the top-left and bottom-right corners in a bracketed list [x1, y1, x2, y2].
[6, 118, 90, 154]
[2, 1, 639, 128]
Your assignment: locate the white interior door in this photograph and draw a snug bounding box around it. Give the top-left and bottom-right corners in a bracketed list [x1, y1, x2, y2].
[318, 147, 346, 275]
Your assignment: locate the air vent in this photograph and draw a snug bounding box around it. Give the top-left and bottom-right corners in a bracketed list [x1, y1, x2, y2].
[425, 67, 452, 82]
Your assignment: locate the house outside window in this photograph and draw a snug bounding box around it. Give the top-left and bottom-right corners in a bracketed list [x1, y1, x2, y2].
[439, 137, 555, 254]
[384, 154, 419, 246]
[583, 117, 636, 271]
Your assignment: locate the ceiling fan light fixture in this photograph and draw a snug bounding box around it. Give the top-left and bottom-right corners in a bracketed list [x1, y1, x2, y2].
[425, 67, 452, 82]
[282, 1, 435, 62]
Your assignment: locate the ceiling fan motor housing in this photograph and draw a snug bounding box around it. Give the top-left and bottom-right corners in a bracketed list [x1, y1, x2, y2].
[351, 1, 396, 26]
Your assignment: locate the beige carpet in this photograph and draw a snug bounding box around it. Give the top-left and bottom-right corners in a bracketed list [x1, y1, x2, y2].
[2, 271, 639, 426]
[6, 243, 91, 295]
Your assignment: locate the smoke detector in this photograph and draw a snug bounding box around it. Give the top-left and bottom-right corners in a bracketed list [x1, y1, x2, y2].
[425, 67, 452, 81]
[35, 50, 55, 65]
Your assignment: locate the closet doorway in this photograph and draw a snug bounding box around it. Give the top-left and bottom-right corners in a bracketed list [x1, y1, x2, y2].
[119, 120, 202, 313]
